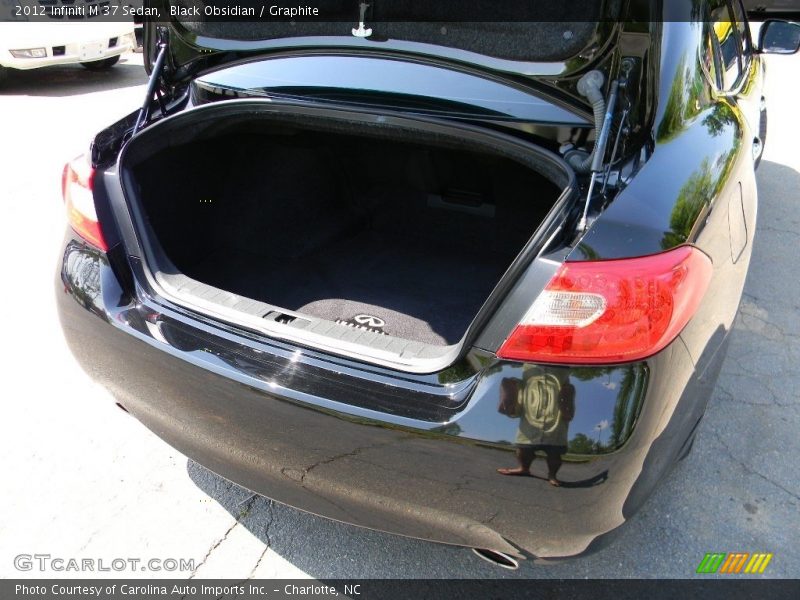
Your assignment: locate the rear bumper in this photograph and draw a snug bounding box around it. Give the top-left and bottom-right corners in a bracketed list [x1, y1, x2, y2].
[57, 234, 721, 560]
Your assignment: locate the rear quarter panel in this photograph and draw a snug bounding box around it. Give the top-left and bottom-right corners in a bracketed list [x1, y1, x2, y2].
[570, 18, 758, 432]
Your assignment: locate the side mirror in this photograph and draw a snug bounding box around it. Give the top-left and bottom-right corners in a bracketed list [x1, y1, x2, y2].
[759, 19, 800, 54]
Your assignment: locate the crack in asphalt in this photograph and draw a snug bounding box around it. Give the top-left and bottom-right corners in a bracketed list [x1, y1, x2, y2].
[187, 494, 258, 584]
[715, 378, 798, 410]
[705, 427, 800, 503]
[735, 310, 800, 342]
[247, 499, 274, 579]
[218, 498, 276, 599]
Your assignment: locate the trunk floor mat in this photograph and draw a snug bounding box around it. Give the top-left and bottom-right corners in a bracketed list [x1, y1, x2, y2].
[186, 230, 513, 346]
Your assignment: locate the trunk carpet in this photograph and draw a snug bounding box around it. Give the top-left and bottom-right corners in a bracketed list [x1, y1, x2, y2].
[187, 230, 513, 346]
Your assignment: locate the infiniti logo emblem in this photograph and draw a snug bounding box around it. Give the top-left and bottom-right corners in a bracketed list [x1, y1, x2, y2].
[353, 314, 385, 328]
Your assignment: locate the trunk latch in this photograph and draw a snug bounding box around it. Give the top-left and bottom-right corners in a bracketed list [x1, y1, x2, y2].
[352, 2, 373, 38]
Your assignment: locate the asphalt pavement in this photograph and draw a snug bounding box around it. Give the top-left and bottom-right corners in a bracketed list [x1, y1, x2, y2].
[0, 50, 797, 579]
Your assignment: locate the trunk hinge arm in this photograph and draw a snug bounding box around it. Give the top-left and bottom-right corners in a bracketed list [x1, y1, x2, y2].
[578, 79, 619, 232]
[577, 58, 635, 233]
[133, 27, 169, 135]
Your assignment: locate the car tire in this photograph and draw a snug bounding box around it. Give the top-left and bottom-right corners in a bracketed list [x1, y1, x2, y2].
[754, 106, 767, 170]
[80, 56, 120, 71]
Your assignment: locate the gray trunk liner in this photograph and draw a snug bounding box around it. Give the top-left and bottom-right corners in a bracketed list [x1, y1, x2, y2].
[187, 230, 511, 346]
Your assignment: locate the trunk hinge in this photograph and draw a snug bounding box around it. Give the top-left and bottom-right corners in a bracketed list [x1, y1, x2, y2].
[577, 59, 635, 233]
[577, 80, 619, 232]
[133, 27, 169, 135]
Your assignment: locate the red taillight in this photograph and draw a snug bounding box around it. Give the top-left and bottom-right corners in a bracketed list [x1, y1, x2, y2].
[62, 155, 107, 251]
[497, 246, 713, 364]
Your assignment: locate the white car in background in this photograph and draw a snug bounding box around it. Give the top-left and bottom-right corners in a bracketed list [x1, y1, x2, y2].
[0, 20, 136, 81]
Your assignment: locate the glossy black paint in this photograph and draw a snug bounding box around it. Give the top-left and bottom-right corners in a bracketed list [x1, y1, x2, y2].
[59, 233, 704, 560]
[143, 1, 616, 115]
[59, 0, 767, 559]
[572, 19, 759, 260]
[189, 55, 589, 125]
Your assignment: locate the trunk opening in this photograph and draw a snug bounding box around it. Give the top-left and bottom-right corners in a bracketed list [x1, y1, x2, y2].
[119, 102, 575, 371]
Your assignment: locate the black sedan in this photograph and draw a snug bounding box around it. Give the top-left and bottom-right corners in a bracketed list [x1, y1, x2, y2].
[56, 0, 800, 565]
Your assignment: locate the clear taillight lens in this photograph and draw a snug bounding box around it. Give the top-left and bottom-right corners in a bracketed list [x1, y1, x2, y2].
[62, 156, 107, 251]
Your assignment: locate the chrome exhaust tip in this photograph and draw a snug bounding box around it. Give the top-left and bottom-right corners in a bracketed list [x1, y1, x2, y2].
[471, 548, 520, 570]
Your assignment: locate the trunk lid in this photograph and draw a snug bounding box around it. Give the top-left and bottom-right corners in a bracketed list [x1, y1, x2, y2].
[143, 0, 621, 109]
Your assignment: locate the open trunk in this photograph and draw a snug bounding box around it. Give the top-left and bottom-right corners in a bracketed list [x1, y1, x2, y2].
[120, 104, 574, 371]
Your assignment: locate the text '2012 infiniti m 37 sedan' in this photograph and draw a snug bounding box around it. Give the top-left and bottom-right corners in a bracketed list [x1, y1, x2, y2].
[56, 0, 800, 564]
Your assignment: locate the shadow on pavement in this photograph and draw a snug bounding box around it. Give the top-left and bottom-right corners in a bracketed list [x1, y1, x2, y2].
[0, 58, 146, 96]
[185, 460, 529, 579]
